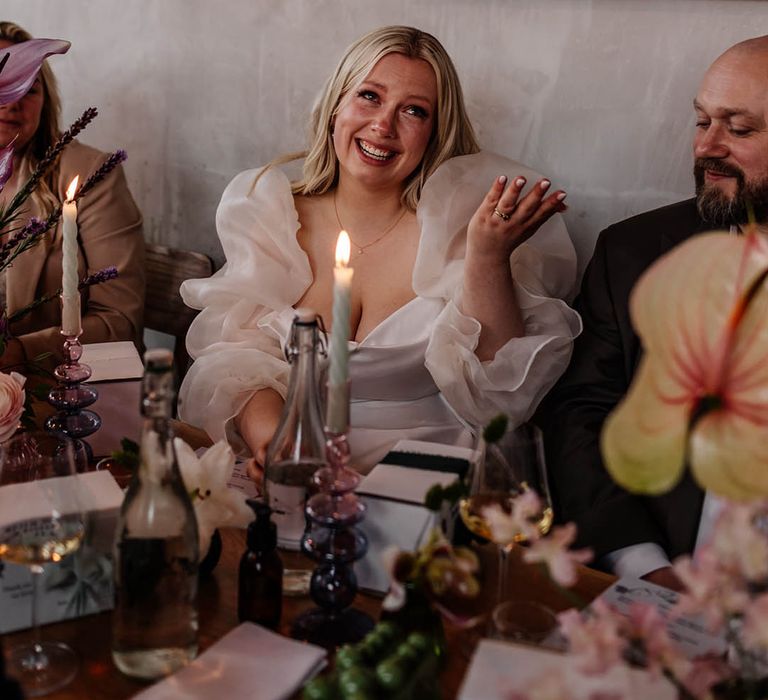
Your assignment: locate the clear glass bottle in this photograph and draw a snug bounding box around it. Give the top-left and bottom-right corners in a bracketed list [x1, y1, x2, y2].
[264, 308, 327, 549]
[111, 348, 199, 680]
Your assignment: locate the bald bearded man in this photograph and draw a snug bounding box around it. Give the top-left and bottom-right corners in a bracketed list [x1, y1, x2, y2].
[541, 36, 768, 591]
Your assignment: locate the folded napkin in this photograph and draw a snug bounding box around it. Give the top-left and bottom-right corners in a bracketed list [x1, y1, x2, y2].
[133, 623, 327, 700]
[459, 639, 676, 700]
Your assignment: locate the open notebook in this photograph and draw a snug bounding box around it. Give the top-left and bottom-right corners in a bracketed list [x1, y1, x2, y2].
[355, 439, 471, 594]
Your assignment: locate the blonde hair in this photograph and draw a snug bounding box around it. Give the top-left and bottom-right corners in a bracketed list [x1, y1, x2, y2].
[274, 26, 479, 211]
[0, 20, 62, 217]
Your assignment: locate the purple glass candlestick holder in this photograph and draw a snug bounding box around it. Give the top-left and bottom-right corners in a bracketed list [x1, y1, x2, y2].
[46, 332, 101, 450]
[292, 423, 373, 647]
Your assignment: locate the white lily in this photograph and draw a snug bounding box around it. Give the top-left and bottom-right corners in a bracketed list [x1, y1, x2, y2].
[174, 438, 253, 555]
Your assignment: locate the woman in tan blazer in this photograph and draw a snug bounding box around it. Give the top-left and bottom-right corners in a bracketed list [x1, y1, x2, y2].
[0, 21, 144, 367]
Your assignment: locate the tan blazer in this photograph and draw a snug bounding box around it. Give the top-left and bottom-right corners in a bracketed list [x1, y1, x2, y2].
[6, 140, 145, 362]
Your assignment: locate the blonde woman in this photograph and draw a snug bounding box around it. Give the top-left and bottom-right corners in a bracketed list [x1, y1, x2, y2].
[0, 21, 145, 366]
[181, 26, 580, 474]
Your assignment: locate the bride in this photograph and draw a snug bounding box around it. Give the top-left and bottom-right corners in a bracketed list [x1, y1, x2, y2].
[179, 26, 581, 474]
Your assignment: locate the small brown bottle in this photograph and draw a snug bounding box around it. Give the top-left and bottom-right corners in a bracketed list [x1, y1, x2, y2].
[238, 499, 283, 629]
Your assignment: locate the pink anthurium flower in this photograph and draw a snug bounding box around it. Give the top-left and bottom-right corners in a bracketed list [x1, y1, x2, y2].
[0, 38, 70, 105]
[0, 133, 18, 192]
[602, 230, 768, 499]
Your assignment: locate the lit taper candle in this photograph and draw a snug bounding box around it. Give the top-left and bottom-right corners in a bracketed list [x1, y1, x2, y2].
[61, 176, 81, 335]
[327, 231, 353, 433]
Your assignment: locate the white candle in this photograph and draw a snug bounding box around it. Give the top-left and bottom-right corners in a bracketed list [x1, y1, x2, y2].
[61, 176, 81, 336]
[327, 231, 353, 433]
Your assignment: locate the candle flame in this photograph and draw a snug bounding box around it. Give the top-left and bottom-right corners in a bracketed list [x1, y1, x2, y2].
[65, 176, 79, 202]
[335, 230, 351, 267]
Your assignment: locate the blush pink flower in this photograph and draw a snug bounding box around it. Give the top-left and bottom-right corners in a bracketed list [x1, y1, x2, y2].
[673, 547, 750, 630]
[602, 231, 768, 499]
[484, 489, 543, 545]
[741, 592, 768, 649]
[625, 603, 682, 675]
[0, 371, 25, 443]
[523, 523, 593, 587]
[558, 601, 627, 675]
[0, 38, 70, 105]
[676, 655, 733, 699]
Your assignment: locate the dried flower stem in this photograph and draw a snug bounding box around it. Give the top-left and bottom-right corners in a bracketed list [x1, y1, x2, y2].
[8, 265, 119, 325]
[79, 265, 118, 287]
[0, 207, 60, 270]
[75, 150, 127, 200]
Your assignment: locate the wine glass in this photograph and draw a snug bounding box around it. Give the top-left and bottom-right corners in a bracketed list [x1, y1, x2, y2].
[459, 421, 552, 604]
[0, 431, 86, 696]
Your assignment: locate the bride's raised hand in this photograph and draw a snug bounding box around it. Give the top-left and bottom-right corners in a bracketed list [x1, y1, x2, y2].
[466, 175, 567, 263]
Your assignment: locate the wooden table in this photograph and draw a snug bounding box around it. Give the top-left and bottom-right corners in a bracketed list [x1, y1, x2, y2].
[2, 527, 614, 700]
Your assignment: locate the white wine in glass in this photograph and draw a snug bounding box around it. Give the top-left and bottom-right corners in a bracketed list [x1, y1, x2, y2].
[0, 515, 84, 565]
[459, 486, 553, 544]
[460, 422, 552, 603]
[0, 431, 86, 697]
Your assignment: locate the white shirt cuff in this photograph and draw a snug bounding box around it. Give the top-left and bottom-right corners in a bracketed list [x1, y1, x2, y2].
[601, 543, 671, 579]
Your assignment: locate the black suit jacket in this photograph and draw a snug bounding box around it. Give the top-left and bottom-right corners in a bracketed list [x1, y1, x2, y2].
[540, 198, 712, 564]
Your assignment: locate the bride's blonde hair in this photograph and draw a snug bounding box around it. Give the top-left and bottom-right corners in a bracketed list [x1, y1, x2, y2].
[274, 26, 479, 211]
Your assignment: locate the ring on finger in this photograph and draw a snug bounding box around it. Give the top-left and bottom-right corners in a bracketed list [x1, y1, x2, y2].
[493, 207, 512, 222]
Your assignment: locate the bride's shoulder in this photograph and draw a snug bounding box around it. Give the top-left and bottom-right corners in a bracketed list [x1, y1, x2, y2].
[222, 164, 292, 204]
[216, 164, 296, 226]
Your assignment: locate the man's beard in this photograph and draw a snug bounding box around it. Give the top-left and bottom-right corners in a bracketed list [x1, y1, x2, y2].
[695, 158, 768, 227]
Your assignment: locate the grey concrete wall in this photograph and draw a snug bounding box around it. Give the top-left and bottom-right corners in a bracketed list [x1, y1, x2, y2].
[4, 0, 767, 272]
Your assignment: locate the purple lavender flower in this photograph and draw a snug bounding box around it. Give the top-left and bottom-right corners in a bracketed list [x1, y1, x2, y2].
[0, 215, 54, 269]
[75, 150, 127, 200]
[8, 264, 119, 326]
[0, 38, 70, 105]
[79, 266, 118, 290]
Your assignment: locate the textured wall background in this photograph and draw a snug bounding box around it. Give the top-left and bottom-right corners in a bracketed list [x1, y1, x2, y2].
[4, 0, 768, 272]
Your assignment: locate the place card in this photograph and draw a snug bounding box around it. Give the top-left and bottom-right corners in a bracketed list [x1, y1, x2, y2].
[81, 340, 143, 381]
[459, 639, 676, 699]
[134, 622, 327, 700]
[81, 341, 143, 457]
[595, 576, 727, 659]
[0, 470, 123, 633]
[226, 457, 260, 500]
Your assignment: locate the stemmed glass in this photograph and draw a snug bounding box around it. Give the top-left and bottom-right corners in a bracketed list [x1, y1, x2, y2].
[459, 421, 552, 604]
[0, 431, 86, 697]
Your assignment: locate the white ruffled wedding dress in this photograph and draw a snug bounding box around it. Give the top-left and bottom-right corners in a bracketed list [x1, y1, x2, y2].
[179, 151, 582, 472]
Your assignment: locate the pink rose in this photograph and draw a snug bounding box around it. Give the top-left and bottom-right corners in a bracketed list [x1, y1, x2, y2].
[0, 371, 26, 442]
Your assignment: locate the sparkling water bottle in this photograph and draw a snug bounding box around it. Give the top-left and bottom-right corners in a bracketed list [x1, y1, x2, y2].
[264, 309, 327, 548]
[112, 349, 199, 679]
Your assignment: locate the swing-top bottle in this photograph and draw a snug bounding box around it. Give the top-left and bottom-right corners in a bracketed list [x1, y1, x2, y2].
[264, 308, 327, 548]
[112, 349, 199, 679]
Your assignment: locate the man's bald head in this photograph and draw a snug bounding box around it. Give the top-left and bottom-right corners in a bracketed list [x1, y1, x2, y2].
[693, 36, 768, 226]
[718, 35, 768, 63]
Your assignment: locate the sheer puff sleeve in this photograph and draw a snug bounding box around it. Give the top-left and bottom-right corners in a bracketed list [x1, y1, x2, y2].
[416, 151, 582, 429]
[178, 166, 310, 447]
